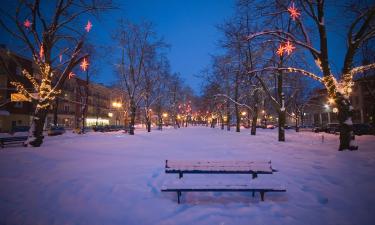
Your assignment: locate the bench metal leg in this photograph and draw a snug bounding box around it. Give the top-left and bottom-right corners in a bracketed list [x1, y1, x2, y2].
[260, 191, 265, 201]
[179, 172, 183, 179]
[177, 191, 181, 204]
[252, 173, 258, 179]
[252, 191, 255, 197]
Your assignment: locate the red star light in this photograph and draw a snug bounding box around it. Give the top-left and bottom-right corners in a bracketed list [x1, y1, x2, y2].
[68, 72, 75, 79]
[276, 44, 284, 56]
[284, 41, 295, 55]
[288, 3, 300, 21]
[23, 19, 32, 29]
[85, 20, 92, 32]
[80, 58, 89, 71]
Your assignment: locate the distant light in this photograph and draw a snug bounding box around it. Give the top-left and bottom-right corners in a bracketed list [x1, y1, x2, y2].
[333, 108, 338, 113]
[324, 104, 329, 109]
[241, 111, 247, 116]
[108, 112, 113, 117]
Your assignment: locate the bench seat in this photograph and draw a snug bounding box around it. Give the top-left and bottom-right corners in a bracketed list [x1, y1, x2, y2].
[161, 181, 286, 203]
[0, 136, 28, 148]
[165, 160, 276, 178]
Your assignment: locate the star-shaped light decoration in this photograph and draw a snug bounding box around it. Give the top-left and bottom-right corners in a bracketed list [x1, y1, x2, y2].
[288, 3, 300, 21]
[39, 44, 44, 59]
[68, 72, 75, 79]
[276, 44, 285, 56]
[80, 57, 89, 71]
[85, 20, 92, 33]
[23, 19, 32, 29]
[284, 41, 295, 55]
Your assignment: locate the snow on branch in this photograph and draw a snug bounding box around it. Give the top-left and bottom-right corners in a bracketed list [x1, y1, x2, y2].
[214, 94, 253, 112]
[246, 66, 324, 83]
[246, 30, 321, 57]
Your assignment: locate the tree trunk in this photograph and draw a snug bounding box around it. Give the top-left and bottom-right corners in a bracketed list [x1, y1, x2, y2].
[129, 103, 136, 135]
[53, 98, 59, 126]
[251, 105, 258, 135]
[278, 110, 285, 141]
[337, 93, 358, 151]
[28, 108, 48, 147]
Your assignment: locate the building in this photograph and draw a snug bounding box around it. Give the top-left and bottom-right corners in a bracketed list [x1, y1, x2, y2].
[0, 50, 127, 132]
[303, 75, 375, 126]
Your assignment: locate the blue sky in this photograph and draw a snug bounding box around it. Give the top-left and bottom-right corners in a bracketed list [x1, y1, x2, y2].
[90, 0, 235, 93]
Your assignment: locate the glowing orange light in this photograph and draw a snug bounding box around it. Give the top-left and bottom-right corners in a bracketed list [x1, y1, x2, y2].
[288, 3, 300, 21]
[39, 44, 44, 59]
[68, 72, 75, 79]
[85, 20, 92, 32]
[23, 19, 32, 29]
[276, 44, 284, 56]
[80, 58, 89, 71]
[284, 41, 295, 55]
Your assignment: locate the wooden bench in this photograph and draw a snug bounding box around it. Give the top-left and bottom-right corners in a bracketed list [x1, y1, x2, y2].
[0, 136, 28, 148]
[161, 182, 286, 203]
[165, 160, 276, 179]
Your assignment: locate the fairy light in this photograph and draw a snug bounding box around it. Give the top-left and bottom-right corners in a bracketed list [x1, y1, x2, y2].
[314, 58, 322, 71]
[39, 44, 44, 59]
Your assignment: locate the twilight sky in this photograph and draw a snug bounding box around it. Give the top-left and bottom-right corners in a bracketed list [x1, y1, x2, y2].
[90, 0, 235, 93]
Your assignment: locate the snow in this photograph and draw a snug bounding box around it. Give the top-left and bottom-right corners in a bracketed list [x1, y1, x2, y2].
[1, 127, 375, 225]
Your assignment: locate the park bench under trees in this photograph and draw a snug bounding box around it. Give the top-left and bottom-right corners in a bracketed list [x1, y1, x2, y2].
[0, 136, 28, 148]
[161, 160, 286, 203]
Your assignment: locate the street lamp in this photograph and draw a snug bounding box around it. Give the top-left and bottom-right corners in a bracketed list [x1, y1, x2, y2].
[241, 111, 247, 116]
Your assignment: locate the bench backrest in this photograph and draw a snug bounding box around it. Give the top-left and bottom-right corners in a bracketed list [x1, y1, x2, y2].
[165, 160, 273, 172]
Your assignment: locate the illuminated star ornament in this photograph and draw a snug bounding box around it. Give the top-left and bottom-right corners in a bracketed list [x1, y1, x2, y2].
[68, 72, 75, 79]
[23, 19, 32, 29]
[284, 40, 295, 55]
[288, 3, 300, 21]
[80, 58, 89, 71]
[85, 20, 92, 32]
[276, 44, 285, 56]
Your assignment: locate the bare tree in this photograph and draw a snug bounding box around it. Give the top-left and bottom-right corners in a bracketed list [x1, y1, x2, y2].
[0, 0, 113, 146]
[245, 0, 375, 150]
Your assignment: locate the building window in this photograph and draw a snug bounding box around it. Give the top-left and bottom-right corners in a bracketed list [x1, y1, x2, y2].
[64, 105, 70, 113]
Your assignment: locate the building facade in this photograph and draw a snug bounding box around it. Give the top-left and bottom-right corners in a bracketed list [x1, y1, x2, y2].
[303, 76, 375, 126]
[0, 51, 127, 132]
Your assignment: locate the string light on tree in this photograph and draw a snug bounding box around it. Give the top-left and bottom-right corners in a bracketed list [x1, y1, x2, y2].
[287, 2, 300, 21]
[39, 44, 44, 59]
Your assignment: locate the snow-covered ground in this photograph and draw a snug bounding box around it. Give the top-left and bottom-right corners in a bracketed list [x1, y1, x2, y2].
[0, 127, 374, 225]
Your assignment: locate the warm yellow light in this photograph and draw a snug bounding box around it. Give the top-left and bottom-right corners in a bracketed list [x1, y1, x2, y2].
[333, 107, 338, 113]
[223, 116, 227, 121]
[269, 116, 273, 119]
[162, 112, 168, 118]
[328, 98, 335, 104]
[262, 110, 265, 114]
[291, 112, 295, 116]
[241, 111, 247, 116]
[112, 102, 122, 108]
[347, 87, 353, 93]
[177, 115, 181, 119]
[108, 112, 113, 117]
